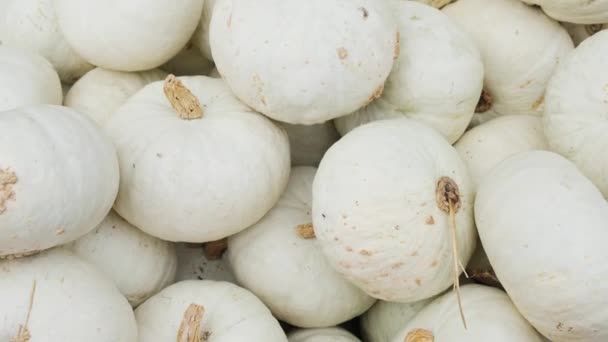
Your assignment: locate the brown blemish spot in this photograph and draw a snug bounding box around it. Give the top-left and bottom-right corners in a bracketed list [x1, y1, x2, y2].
[359, 249, 373, 256]
[415, 278, 422, 286]
[0, 168, 18, 214]
[431, 260, 438, 267]
[405, 328, 434, 342]
[410, 250, 419, 257]
[519, 79, 533, 88]
[436, 177, 461, 213]
[475, 89, 493, 113]
[252, 74, 267, 105]
[394, 31, 400, 60]
[392, 262, 404, 269]
[364, 84, 385, 107]
[358, 7, 368, 19]
[296, 223, 315, 239]
[345, 246, 353, 252]
[532, 95, 544, 111]
[425, 216, 435, 225]
[337, 47, 348, 60]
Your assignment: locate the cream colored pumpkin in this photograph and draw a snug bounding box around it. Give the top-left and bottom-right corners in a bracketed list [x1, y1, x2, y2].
[521, 0, 608, 24]
[53, 0, 204, 71]
[106, 75, 290, 242]
[281, 122, 340, 167]
[288, 327, 360, 342]
[0, 46, 62, 112]
[443, 0, 574, 126]
[0, 0, 93, 83]
[563, 22, 607, 46]
[361, 297, 433, 342]
[66, 210, 178, 306]
[228, 167, 375, 327]
[335, 1, 483, 144]
[136, 280, 287, 341]
[175, 242, 237, 283]
[64, 67, 167, 126]
[410, 0, 453, 8]
[160, 43, 215, 76]
[454, 115, 549, 190]
[210, 0, 399, 124]
[0, 104, 119, 258]
[475, 151, 608, 341]
[0, 249, 137, 341]
[392, 284, 543, 342]
[543, 30, 608, 197]
[313, 118, 476, 303]
[192, 0, 217, 61]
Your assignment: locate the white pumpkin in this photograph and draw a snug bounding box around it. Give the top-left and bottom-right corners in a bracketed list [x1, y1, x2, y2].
[454, 114, 549, 190]
[106, 75, 290, 242]
[192, 0, 217, 61]
[360, 298, 434, 342]
[313, 118, 476, 304]
[410, 0, 453, 8]
[521, 0, 608, 25]
[475, 150, 608, 341]
[161, 42, 215, 76]
[288, 327, 361, 342]
[136, 280, 287, 341]
[443, 0, 574, 126]
[543, 30, 608, 197]
[210, 0, 399, 124]
[0, 249, 137, 341]
[175, 241, 237, 283]
[66, 210, 178, 306]
[281, 122, 340, 167]
[562, 22, 607, 46]
[0, 0, 93, 83]
[391, 284, 543, 342]
[335, 1, 483, 144]
[0, 46, 62, 112]
[53, 0, 204, 71]
[0, 104, 119, 258]
[64, 67, 167, 126]
[228, 167, 375, 327]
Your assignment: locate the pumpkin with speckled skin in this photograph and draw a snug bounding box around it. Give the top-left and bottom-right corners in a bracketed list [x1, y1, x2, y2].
[288, 327, 361, 342]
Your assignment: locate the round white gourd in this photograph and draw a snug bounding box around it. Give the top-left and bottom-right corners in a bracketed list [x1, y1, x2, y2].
[0, 249, 137, 341]
[0, 104, 119, 258]
[175, 241, 237, 283]
[335, 1, 483, 144]
[106, 75, 290, 242]
[160, 42, 215, 76]
[210, 0, 399, 124]
[391, 284, 543, 342]
[544, 30, 608, 197]
[562, 22, 607, 46]
[443, 0, 574, 127]
[312, 118, 476, 303]
[454, 115, 549, 190]
[136, 280, 288, 341]
[0, 0, 93, 83]
[361, 297, 434, 342]
[521, 0, 608, 25]
[410, 0, 453, 8]
[53, 0, 204, 71]
[288, 327, 361, 342]
[64, 67, 167, 126]
[228, 167, 375, 327]
[0, 46, 62, 112]
[475, 150, 608, 341]
[281, 122, 340, 167]
[66, 210, 178, 306]
[192, 0, 217, 61]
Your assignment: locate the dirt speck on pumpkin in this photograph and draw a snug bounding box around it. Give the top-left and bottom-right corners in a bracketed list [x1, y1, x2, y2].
[392, 262, 404, 269]
[410, 250, 419, 257]
[359, 249, 373, 256]
[415, 278, 422, 286]
[425, 216, 435, 225]
[0, 168, 18, 214]
[337, 47, 348, 60]
[431, 260, 438, 267]
[358, 7, 368, 19]
[531, 95, 544, 111]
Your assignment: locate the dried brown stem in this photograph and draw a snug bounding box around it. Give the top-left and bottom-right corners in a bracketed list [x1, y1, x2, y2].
[163, 74, 203, 120]
[296, 223, 315, 239]
[405, 328, 434, 342]
[177, 303, 204, 342]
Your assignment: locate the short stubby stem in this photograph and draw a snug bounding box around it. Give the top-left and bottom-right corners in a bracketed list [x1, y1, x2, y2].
[163, 74, 203, 120]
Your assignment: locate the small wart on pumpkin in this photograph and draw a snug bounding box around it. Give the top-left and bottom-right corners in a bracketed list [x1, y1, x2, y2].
[0, 168, 18, 214]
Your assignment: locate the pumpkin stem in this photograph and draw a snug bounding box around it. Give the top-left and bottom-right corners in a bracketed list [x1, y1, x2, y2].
[163, 74, 203, 120]
[404, 328, 434, 342]
[11, 280, 36, 342]
[177, 303, 204, 342]
[203, 239, 228, 260]
[475, 89, 492, 113]
[296, 223, 316, 239]
[436, 176, 467, 330]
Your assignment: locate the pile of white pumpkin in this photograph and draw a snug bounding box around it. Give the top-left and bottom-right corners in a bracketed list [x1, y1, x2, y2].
[2, 0, 608, 341]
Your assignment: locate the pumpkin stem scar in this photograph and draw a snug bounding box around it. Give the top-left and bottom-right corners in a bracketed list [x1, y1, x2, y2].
[177, 303, 205, 342]
[11, 280, 36, 342]
[163, 74, 203, 120]
[475, 89, 493, 113]
[203, 238, 228, 260]
[404, 328, 434, 342]
[296, 223, 316, 239]
[0, 168, 18, 214]
[436, 176, 467, 330]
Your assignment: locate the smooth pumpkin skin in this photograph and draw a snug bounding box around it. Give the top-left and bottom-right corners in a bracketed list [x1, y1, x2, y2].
[210, 0, 399, 124]
[475, 151, 608, 341]
[228, 167, 375, 328]
[0, 249, 137, 342]
[64, 67, 168, 126]
[53, 0, 204, 71]
[288, 327, 361, 342]
[0, 0, 93, 83]
[391, 284, 543, 342]
[522, 0, 608, 24]
[66, 210, 178, 307]
[0, 46, 62, 112]
[0, 105, 119, 258]
[106, 76, 290, 242]
[544, 30, 608, 198]
[335, 1, 483, 144]
[360, 297, 434, 342]
[135, 280, 288, 342]
[444, 0, 574, 127]
[312, 118, 476, 303]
